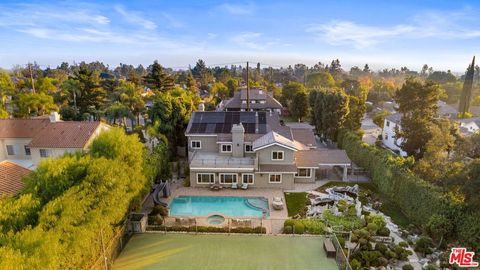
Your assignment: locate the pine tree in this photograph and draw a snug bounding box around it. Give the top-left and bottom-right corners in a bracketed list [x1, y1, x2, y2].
[459, 56, 475, 117]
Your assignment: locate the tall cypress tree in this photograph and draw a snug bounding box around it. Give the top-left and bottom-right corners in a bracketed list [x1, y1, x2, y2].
[459, 56, 475, 117]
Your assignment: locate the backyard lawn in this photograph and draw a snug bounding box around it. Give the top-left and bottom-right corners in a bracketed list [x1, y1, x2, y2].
[284, 192, 308, 217]
[113, 233, 337, 270]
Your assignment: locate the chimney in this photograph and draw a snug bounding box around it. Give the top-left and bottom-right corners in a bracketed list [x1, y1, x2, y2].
[198, 103, 205, 112]
[231, 123, 245, 158]
[49, 111, 61, 123]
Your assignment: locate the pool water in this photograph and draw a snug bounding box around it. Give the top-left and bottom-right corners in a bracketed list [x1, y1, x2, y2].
[169, 196, 269, 217]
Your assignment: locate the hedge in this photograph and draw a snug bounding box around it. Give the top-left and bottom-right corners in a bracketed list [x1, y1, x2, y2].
[336, 130, 476, 248]
[146, 225, 267, 234]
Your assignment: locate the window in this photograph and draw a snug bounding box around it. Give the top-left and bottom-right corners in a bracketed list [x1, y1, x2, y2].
[220, 173, 237, 184]
[39, 149, 51, 158]
[6, 145, 15, 156]
[272, 151, 284, 160]
[197, 173, 215, 184]
[24, 146, 31, 156]
[269, 174, 282, 183]
[386, 121, 390, 127]
[242, 173, 254, 184]
[242, 100, 246, 104]
[191, 140, 201, 149]
[296, 168, 311, 177]
[245, 144, 254, 153]
[384, 135, 388, 140]
[221, 144, 232, 153]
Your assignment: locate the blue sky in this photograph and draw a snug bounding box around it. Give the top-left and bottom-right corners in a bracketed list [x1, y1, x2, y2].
[0, 0, 479, 72]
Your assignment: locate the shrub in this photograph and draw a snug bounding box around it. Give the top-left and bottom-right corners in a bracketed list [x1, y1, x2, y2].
[414, 236, 433, 256]
[377, 226, 390, 237]
[350, 259, 362, 270]
[284, 219, 295, 227]
[283, 225, 293, 234]
[377, 257, 389, 267]
[375, 243, 388, 254]
[150, 205, 169, 217]
[424, 265, 436, 270]
[398, 241, 409, 248]
[293, 222, 305, 234]
[402, 264, 414, 270]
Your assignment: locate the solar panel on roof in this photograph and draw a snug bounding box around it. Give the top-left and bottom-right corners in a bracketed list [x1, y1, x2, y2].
[258, 124, 267, 134]
[215, 123, 223, 133]
[240, 112, 255, 123]
[243, 123, 256, 133]
[198, 123, 207, 133]
[206, 123, 216, 133]
[222, 123, 232, 133]
[258, 112, 266, 124]
[189, 123, 200, 133]
[225, 112, 233, 124]
[232, 112, 240, 124]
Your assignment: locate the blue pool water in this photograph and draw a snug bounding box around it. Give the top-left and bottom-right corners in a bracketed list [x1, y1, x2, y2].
[169, 196, 269, 217]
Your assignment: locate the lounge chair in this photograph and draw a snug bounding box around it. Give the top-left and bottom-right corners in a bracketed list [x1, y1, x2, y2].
[231, 183, 238, 189]
[241, 183, 248, 190]
[210, 184, 222, 191]
[272, 197, 284, 210]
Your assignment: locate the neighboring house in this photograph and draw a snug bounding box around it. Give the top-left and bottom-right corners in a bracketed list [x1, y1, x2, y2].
[0, 112, 110, 169]
[456, 117, 480, 136]
[223, 88, 283, 114]
[382, 113, 407, 157]
[0, 160, 31, 196]
[185, 111, 351, 189]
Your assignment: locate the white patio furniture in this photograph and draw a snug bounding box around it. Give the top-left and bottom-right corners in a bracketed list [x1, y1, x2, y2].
[231, 183, 238, 189]
[272, 196, 284, 210]
[241, 183, 248, 190]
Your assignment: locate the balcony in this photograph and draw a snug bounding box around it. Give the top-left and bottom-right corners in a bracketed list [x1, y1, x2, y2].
[189, 152, 256, 171]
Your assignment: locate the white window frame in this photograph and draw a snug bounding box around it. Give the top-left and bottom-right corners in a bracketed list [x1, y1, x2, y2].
[6, 145, 15, 156]
[296, 168, 312, 178]
[219, 173, 237, 184]
[272, 151, 284, 161]
[39, 149, 51, 158]
[220, 143, 232, 153]
[196, 173, 215, 184]
[242, 173, 255, 184]
[245, 143, 254, 153]
[269, 173, 282, 183]
[191, 140, 201, 149]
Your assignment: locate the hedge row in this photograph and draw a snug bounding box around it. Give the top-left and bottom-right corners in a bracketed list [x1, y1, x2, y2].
[336, 130, 480, 251]
[146, 225, 267, 234]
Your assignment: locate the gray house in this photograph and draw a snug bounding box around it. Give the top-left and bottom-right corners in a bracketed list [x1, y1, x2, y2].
[222, 89, 283, 114]
[185, 111, 351, 189]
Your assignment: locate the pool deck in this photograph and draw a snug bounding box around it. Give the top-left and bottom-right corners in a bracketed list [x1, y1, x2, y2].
[164, 186, 288, 234]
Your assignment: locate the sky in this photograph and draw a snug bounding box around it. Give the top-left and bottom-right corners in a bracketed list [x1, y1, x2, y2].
[0, 0, 479, 72]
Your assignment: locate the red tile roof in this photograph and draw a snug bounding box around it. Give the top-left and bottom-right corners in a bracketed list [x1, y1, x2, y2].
[0, 161, 31, 195]
[0, 119, 50, 138]
[28, 121, 103, 148]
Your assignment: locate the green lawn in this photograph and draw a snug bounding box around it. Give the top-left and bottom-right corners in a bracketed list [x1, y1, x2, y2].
[284, 192, 308, 217]
[113, 233, 337, 270]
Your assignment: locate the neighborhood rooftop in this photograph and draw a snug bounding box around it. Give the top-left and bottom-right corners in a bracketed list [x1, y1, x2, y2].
[0, 160, 31, 195]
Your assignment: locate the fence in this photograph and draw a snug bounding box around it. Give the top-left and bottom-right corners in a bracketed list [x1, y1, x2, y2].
[330, 233, 353, 270]
[90, 221, 133, 270]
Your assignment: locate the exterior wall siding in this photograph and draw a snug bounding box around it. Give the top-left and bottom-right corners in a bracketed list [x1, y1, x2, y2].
[187, 136, 218, 153]
[189, 170, 295, 189]
[0, 138, 33, 161]
[381, 119, 407, 156]
[30, 147, 82, 165]
[256, 145, 295, 164]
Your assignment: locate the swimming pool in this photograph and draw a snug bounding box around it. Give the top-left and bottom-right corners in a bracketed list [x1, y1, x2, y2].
[169, 196, 269, 217]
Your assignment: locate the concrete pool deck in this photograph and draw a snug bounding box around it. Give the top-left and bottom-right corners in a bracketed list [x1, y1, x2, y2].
[113, 233, 338, 270]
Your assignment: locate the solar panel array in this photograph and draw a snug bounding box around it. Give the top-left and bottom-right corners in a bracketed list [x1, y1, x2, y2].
[188, 112, 267, 134]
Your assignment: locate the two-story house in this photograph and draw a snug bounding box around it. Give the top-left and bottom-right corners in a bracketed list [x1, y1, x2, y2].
[381, 113, 407, 156]
[0, 112, 110, 169]
[185, 111, 351, 189]
[222, 88, 283, 114]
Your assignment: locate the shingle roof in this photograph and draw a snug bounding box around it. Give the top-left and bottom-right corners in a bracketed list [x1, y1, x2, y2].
[252, 131, 299, 151]
[0, 161, 31, 195]
[240, 89, 267, 100]
[224, 89, 283, 110]
[0, 119, 50, 138]
[258, 164, 297, 173]
[384, 113, 402, 124]
[291, 129, 316, 147]
[28, 121, 103, 148]
[295, 150, 351, 167]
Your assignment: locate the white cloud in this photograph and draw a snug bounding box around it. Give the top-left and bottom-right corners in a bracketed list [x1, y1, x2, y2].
[218, 3, 255, 15]
[306, 9, 480, 48]
[231, 32, 284, 50]
[114, 5, 156, 30]
[161, 12, 184, 28]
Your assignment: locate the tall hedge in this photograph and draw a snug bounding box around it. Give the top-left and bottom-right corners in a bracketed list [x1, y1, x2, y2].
[337, 130, 471, 246]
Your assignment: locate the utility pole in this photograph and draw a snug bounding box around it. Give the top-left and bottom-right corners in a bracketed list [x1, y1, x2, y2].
[29, 63, 36, 94]
[246, 61, 250, 111]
